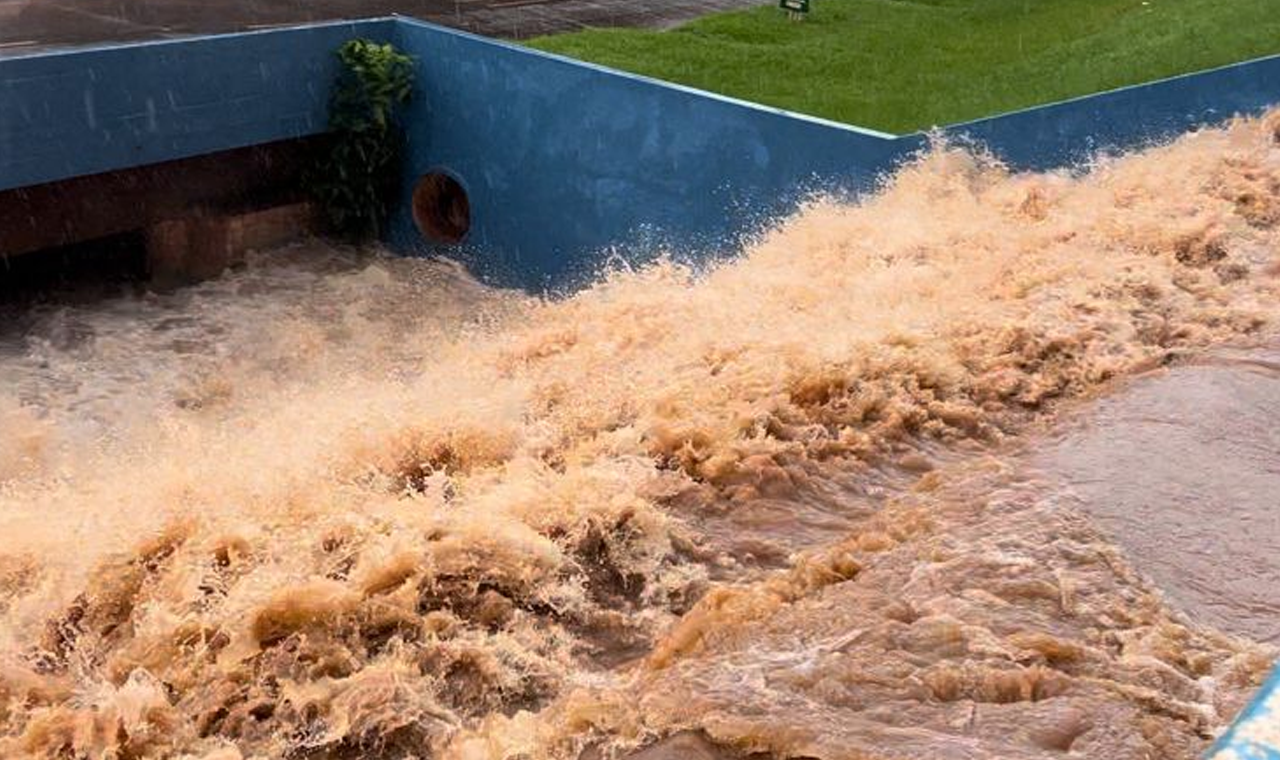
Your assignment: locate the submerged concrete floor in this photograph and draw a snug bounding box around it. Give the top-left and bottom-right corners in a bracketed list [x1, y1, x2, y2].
[0, 0, 769, 54]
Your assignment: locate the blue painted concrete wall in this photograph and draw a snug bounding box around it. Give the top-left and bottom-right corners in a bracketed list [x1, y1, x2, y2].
[386, 17, 904, 290]
[0, 20, 1277, 751]
[0, 19, 394, 193]
[944, 53, 1280, 172]
[386, 17, 1280, 289]
[2, 16, 1279, 292]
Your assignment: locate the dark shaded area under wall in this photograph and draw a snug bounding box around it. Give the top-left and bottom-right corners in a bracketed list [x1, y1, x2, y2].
[0, 0, 768, 54]
[0, 138, 323, 292]
[0, 139, 321, 259]
[0, 231, 148, 308]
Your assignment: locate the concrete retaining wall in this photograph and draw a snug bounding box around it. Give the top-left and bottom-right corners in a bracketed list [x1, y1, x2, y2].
[1, 20, 1278, 751]
[944, 53, 1280, 171]
[2, 17, 1279, 290]
[387, 18, 903, 290]
[386, 17, 1280, 288]
[0, 19, 394, 193]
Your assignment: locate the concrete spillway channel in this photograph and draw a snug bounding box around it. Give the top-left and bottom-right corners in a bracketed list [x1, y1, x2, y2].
[0, 16, 1278, 759]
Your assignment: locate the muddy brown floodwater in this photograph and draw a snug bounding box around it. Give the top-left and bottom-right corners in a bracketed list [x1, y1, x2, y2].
[1033, 346, 1280, 646]
[3, 111, 1280, 760]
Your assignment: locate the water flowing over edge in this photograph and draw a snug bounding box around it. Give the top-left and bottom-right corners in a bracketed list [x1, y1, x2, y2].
[1, 111, 1280, 760]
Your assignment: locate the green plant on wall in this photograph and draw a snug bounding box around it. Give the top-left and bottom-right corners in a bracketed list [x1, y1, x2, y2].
[309, 39, 415, 241]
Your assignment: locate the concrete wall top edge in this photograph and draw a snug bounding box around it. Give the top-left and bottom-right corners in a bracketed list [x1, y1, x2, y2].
[389, 14, 1280, 146]
[4, 13, 1277, 144]
[0, 17, 398, 63]
[939, 52, 1280, 171]
[940, 50, 1280, 136]
[4, 16, 1280, 296]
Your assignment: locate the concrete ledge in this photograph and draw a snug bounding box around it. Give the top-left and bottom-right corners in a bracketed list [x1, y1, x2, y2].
[0, 137, 322, 258]
[146, 202, 316, 286]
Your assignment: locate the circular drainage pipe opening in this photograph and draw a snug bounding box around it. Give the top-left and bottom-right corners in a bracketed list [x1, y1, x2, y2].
[412, 172, 471, 245]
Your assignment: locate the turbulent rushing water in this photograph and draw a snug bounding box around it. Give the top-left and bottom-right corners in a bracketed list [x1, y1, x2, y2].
[2, 112, 1280, 760]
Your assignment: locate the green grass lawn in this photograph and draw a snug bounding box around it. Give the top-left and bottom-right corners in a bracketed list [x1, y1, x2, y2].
[526, 0, 1280, 134]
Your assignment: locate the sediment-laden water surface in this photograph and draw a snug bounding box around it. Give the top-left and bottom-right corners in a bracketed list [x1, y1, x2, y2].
[1031, 345, 1280, 647]
[2, 111, 1280, 760]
